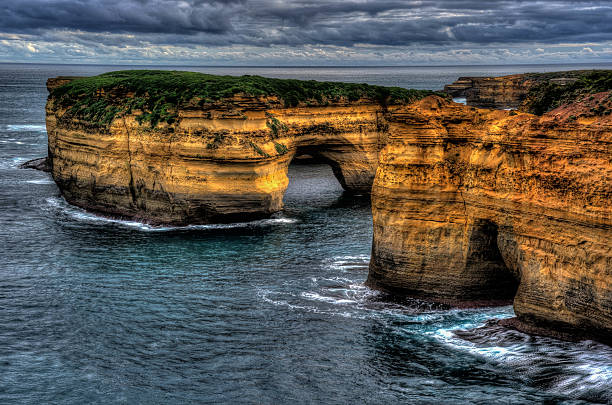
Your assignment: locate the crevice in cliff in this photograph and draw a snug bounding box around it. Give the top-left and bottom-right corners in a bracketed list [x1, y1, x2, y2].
[458, 188, 468, 228]
[122, 117, 138, 207]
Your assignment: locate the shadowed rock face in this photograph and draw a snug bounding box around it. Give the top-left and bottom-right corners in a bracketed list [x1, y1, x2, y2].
[46, 77, 392, 225]
[368, 96, 612, 342]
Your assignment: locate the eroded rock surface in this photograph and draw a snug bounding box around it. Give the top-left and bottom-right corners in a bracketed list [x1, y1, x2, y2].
[45, 70, 612, 342]
[444, 74, 530, 109]
[368, 95, 612, 342]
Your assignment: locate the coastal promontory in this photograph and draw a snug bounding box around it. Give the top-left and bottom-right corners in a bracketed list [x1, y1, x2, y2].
[368, 81, 612, 342]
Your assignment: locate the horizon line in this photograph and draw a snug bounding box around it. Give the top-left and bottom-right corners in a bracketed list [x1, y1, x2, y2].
[2, 61, 612, 69]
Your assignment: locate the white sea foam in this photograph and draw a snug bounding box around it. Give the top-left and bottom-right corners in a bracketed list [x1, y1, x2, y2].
[44, 196, 297, 231]
[433, 311, 612, 401]
[0, 157, 27, 169]
[301, 291, 357, 305]
[324, 254, 370, 271]
[257, 288, 315, 312]
[26, 179, 54, 184]
[258, 290, 358, 319]
[5, 124, 47, 132]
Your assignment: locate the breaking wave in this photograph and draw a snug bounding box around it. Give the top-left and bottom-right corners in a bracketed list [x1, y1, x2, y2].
[43, 196, 298, 232]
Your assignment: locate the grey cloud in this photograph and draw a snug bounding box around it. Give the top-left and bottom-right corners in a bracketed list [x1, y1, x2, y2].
[1, 0, 612, 49]
[1, 0, 243, 35]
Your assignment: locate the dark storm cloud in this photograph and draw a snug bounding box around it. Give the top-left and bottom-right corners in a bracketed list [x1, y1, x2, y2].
[2, 0, 612, 47]
[0, 0, 243, 35]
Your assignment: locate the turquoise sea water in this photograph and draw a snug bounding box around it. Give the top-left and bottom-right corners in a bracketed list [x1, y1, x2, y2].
[1, 63, 611, 404]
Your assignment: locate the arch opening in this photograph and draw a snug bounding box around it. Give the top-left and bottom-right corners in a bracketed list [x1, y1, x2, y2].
[290, 145, 351, 191]
[464, 219, 520, 302]
[282, 147, 346, 209]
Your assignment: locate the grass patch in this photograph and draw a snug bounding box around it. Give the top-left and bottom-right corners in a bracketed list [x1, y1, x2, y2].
[50, 70, 443, 129]
[274, 142, 289, 155]
[266, 116, 288, 138]
[249, 141, 270, 158]
[206, 131, 227, 150]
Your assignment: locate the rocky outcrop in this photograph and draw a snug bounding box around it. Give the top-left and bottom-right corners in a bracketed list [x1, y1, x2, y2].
[367, 95, 612, 342]
[19, 157, 51, 172]
[46, 70, 612, 342]
[46, 72, 436, 225]
[48, 98, 382, 224]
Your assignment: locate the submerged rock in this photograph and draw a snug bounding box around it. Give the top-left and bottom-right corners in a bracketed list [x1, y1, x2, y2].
[19, 157, 51, 172]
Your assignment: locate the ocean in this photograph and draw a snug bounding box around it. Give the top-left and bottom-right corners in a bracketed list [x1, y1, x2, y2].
[1, 63, 611, 404]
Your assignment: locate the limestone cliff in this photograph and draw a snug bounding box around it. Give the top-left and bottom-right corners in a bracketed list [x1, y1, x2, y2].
[45, 70, 612, 342]
[367, 95, 612, 342]
[46, 71, 436, 225]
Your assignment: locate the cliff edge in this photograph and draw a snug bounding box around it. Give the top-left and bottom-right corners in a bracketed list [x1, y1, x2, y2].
[444, 70, 612, 113]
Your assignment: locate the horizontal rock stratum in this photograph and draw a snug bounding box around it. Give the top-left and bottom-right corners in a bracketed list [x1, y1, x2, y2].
[367, 94, 612, 343]
[46, 70, 437, 224]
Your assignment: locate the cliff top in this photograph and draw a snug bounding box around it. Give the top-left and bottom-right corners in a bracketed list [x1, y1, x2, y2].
[453, 70, 610, 82]
[49, 70, 441, 128]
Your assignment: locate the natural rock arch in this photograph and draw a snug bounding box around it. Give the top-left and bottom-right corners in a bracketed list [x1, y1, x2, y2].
[45, 72, 612, 342]
[46, 76, 392, 224]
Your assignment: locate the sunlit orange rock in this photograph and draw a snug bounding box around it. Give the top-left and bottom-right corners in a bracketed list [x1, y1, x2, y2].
[368, 95, 612, 342]
[46, 78, 393, 224]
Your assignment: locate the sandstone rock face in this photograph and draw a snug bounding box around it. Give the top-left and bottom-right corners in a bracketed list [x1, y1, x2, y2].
[46, 78, 391, 224]
[368, 96, 612, 341]
[47, 71, 612, 341]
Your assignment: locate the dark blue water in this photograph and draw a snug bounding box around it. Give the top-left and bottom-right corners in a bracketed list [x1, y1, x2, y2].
[1, 63, 611, 404]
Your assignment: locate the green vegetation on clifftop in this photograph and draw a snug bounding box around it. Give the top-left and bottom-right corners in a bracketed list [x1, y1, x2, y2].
[523, 70, 612, 115]
[51, 70, 442, 129]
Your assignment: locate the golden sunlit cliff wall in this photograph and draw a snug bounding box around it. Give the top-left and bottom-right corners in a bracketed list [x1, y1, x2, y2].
[368, 96, 612, 341]
[46, 78, 389, 224]
[46, 73, 612, 341]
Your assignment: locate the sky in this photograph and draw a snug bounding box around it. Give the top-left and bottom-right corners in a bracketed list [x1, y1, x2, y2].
[1, 0, 612, 65]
